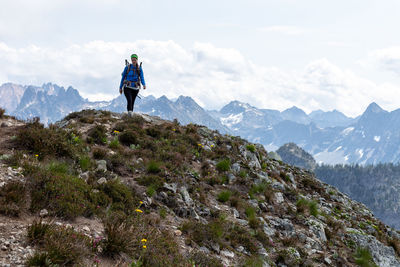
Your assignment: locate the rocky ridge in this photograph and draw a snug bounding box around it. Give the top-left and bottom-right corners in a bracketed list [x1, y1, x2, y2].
[276, 143, 317, 171]
[0, 109, 399, 266]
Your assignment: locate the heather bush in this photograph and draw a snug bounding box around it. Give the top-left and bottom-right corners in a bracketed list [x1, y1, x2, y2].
[102, 213, 187, 266]
[86, 125, 107, 145]
[26, 223, 91, 266]
[119, 130, 138, 146]
[28, 166, 93, 219]
[16, 118, 79, 159]
[0, 181, 27, 216]
[92, 147, 107, 159]
[99, 179, 137, 214]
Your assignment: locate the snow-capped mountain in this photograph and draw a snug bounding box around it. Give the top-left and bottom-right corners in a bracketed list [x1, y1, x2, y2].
[3, 83, 229, 133]
[4, 82, 400, 165]
[0, 83, 26, 114]
[211, 100, 400, 165]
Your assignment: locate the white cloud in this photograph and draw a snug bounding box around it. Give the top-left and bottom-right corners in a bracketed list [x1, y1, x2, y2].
[258, 25, 307, 35]
[366, 46, 400, 75]
[0, 40, 398, 117]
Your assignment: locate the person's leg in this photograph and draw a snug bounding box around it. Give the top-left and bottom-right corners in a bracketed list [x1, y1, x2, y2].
[124, 88, 133, 111]
[131, 89, 139, 111]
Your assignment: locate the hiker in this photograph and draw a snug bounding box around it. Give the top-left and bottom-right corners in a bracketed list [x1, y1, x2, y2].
[119, 53, 146, 116]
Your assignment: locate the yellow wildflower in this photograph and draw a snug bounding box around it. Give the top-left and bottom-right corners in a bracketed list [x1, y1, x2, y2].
[113, 130, 120, 134]
[141, 238, 147, 243]
[211, 144, 214, 148]
[35, 154, 39, 157]
[172, 128, 176, 131]
[143, 245, 147, 249]
[139, 201, 143, 204]
[135, 209, 143, 213]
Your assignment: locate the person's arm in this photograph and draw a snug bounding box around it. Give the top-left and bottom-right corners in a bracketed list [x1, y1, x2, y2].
[140, 66, 146, 89]
[119, 66, 128, 91]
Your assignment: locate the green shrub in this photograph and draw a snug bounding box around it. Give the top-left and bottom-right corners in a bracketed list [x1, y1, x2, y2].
[239, 170, 247, 178]
[86, 125, 107, 145]
[309, 200, 319, 217]
[246, 144, 256, 153]
[249, 181, 270, 199]
[146, 160, 162, 174]
[245, 206, 256, 218]
[119, 130, 138, 146]
[354, 247, 378, 267]
[244, 205, 260, 229]
[296, 198, 319, 217]
[217, 190, 232, 203]
[0, 181, 27, 216]
[27, 219, 52, 245]
[47, 161, 70, 175]
[159, 207, 167, 219]
[109, 138, 120, 149]
[26, 252, 57, 267]
[99, 179, 136, 213]
[79, 155, 92, 171]
[146, 185, 156, 197]
[216, 158, 231, 172]
[16, 118, 79, 159]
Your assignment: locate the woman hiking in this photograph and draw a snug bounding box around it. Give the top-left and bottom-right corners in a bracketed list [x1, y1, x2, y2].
[119, 53, 146, 116]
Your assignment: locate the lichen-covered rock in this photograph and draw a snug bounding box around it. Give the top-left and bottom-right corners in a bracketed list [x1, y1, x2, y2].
[349, 233, 400, 267]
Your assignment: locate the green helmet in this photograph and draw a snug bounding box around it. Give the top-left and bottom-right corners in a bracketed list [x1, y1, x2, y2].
[131, 54, 138, 59]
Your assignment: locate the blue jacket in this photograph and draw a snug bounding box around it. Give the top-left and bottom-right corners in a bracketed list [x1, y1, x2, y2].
[119, 64, 146, 89]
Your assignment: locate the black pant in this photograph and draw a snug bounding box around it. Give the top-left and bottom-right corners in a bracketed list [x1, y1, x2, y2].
[124, 88, 139, 111]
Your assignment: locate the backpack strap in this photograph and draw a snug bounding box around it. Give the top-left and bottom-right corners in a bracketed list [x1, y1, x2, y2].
[136, 62, 142, 83]
[123, 64, 132, 86]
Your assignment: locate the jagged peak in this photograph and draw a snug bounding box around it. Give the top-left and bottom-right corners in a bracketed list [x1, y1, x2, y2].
[364, 102, 386, 114]
[282, 106, 307, 115]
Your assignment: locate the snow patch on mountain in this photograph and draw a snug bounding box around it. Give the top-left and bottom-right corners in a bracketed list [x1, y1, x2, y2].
[341, 127, 355, 136]
[220, 113, 243, 127]
[356, 149, 364, 159]
[314, 149, 348, 165]
[374, 136, 381, 142]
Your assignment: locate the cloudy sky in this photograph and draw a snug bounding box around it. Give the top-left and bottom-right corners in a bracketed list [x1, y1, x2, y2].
[2, 0, 400, 117]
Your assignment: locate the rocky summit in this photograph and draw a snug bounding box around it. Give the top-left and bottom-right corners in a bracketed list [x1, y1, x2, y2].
[0, 108, 400, 266]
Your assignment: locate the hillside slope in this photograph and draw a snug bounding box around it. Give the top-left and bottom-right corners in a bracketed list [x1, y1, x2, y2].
[0, 109, 400, 266]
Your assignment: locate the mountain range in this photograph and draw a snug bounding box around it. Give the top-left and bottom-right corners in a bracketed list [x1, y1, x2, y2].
[2, 82, 400, 165]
